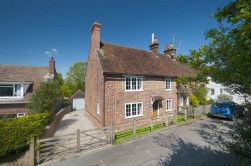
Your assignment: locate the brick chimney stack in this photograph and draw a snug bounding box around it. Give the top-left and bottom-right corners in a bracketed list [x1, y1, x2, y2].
[49, 57, 57, 80]
[90, 21, 101, 60]
[150, 33, 159, 55]
[164, 42, 176, 59]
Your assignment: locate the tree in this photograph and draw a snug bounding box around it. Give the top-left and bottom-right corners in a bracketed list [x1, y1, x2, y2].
[204, 1, 251, 164]
[204, 0, 251, 96]
[176, 76, 191, 106]
[65, 61, 87, 95]
[28, 80, 61, 116]
[176, 46, 209, 83]
[57, 73, 64, 87]
[61, 83, 71, 97]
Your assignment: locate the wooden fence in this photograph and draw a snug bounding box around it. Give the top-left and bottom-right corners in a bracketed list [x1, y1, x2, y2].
[32, 126, 112, 165]
[178, 105, 211, 121]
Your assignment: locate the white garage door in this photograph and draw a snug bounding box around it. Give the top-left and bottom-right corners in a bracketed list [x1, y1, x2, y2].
[73, 98, 85, 111]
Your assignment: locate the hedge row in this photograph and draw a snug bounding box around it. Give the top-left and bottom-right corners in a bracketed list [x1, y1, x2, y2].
[0, 113, 49, 157]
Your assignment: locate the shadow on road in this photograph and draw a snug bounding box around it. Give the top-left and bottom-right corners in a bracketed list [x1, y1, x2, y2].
[153, 133, 238, 166]
[56, 119, 78, 131]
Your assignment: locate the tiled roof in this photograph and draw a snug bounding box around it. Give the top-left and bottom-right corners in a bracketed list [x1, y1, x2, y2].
[0, 65, 49, 104]
[98, 42, 196, 77]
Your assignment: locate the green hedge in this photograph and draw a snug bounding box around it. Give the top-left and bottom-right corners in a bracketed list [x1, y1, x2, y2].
[0, 113, 49, 157]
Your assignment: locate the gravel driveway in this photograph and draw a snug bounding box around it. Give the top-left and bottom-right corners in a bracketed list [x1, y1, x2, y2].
[54, 109, 95, 136]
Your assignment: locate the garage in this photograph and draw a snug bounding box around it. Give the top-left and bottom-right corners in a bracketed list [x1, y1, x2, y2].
[73, 98, 85, 110]
[69, 90, 85, 111]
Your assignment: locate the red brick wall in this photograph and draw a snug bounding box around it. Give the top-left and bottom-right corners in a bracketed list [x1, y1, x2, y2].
[85, 22, 104, 128]
[0, 104, 29, 115]
[104, 75, 178, 127]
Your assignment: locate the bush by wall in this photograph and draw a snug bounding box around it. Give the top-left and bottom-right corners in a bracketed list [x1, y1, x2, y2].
[0, 113, 49, 157]
[189, 95, 199, 107]
[217, 94, 233, 101]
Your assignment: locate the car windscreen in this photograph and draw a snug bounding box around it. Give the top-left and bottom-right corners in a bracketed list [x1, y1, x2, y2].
[213, 103, 228, 108]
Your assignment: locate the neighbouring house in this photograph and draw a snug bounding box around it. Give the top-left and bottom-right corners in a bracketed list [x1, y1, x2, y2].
[85, 22, 196, 128]
[68, 89, 85, 111]
[206, 77, 250, 104]
[0, 57, 57, 117]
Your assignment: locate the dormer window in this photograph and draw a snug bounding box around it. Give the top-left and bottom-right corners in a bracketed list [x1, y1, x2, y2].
[0, 84, 22, 98]
[125, 76, 143, 91]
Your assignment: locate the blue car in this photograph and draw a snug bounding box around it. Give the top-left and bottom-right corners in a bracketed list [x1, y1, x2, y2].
[210, 101, 245, 120]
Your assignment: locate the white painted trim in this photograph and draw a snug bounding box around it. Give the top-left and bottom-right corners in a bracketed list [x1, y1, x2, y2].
[124, 102, 143, 119]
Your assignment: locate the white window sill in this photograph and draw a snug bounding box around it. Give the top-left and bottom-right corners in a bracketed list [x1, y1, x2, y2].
[0, 97, 23, 100]
[125, 115, 143, 119]
[125, 90, 143, 92]
[165, 89, 172, 91]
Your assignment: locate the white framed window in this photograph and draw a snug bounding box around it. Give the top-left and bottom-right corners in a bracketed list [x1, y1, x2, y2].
[125, 76, 143, 91]
[97, 103, 100, 115]
[165, 78, 171, 90]
[125, 102, 143, 118]
[17, 113, 25, 117]
[0, 84, 22, 98]
[211, 89, 215, 95]
[166, 99, 172, 111]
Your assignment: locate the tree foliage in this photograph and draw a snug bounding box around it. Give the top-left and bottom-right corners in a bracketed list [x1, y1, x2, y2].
[65, 61, 87, 95]
[204, 0, 251, 95]
[28, 80, 61, 115]
[205, 0, 251, 164]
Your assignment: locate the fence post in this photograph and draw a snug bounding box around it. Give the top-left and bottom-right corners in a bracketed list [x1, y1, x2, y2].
[174, 110, 177, 124]
[165, 113, 169, 127]
[133, 118, 136, 136]
[184, 109, 187, 121]
[29, 137, 35, 166]
[36, 137, 40, 165]
[111, 122, 115, 144]
[77, 129, 80, 153]
[150, 115, 153, 131]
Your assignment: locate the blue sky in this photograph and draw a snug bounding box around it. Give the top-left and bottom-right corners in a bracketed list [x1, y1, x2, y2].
[0, 0, 229, 78]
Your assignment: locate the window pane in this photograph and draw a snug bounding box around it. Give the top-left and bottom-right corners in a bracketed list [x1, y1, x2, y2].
[167, 99, 172, 110]
[14, 84, 21, 96]
[126, 104, 131, 117]
[137, 103, 142, 115]
[166, 78, 171, 89]
[0, 87, 13, 96]
[137, 78, 141, 90]
[132, 104, 137, 115]
[126, 78, 131, 90]
[132, 78, 136, 90]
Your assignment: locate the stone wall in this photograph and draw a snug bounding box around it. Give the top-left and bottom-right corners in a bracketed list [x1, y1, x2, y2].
[43, 105, 71, 137]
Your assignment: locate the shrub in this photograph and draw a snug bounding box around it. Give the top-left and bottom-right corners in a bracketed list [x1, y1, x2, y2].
[217, 94, 233, 101]
[0, 113, 49, 157]
[206, 99, 215, 105]
[28, 80, 61, 116]
[189, 95, 199, 107]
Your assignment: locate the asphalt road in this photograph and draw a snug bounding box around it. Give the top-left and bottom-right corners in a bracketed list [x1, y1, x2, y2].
[48, 117, 239, 166]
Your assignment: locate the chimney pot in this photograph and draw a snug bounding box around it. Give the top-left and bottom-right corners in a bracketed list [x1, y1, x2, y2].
[164, 42, 176, 59]
[150, 35, 159, 55]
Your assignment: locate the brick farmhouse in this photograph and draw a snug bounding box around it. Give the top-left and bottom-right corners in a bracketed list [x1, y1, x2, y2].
[85, 22, 196, 128]
[0, 57, 57, 117]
